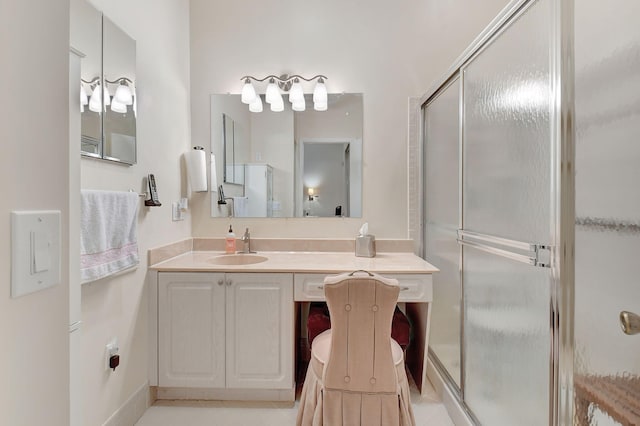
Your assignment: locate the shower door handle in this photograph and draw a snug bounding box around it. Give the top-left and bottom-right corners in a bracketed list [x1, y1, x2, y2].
[620, 311, 640, 335]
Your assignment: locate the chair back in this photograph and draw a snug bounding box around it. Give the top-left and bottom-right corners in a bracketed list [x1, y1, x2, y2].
[322, 271, 400, 393]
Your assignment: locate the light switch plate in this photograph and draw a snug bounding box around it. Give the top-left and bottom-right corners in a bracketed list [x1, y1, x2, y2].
[171, 202, 184, 221]
[11, 211, 61, 298]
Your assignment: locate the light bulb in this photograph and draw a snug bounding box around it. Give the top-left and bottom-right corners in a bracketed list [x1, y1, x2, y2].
[313, 78, 327, 104]
[80, 84, 88, 106]
[103, 84, 111, 109]
[265, 79, 281, 104]
[288, 79, 304, 103]
[241, 79, 257, 104]
[114, 82, 133, 105]
[314, 101, 327, 111]
[292, 97, 305, 112]
[88, 83, 102, 113]
[270, 97, 284, 112]
[111, 99, 127, 113]
[249, 95, 263, 113]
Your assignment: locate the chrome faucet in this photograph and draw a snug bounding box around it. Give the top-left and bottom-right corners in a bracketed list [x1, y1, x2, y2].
[240, 227, 255, 253]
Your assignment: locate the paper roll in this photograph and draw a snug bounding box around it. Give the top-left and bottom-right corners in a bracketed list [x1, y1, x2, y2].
[185, 147, 207, 192]
[210, 154, 218, 191]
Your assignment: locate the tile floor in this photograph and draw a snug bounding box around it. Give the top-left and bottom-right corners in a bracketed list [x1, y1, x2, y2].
[135, 378, 454, 426]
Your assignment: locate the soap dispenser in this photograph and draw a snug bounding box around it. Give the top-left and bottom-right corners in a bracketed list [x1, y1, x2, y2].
[225, 225, 236, 254]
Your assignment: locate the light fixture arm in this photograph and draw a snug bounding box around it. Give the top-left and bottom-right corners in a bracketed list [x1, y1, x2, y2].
[105, 77, 134, 85]
[240, 74, 327, 92]
[81, 76, 101, 86]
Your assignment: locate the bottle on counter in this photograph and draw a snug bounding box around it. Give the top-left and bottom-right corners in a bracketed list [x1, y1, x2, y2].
[225, 225, 236, 254]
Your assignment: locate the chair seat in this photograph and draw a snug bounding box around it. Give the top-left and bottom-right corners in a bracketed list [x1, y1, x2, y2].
[310, 329, 405, 385]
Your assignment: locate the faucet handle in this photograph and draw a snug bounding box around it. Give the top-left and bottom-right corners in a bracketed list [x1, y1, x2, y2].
[244, 227, 250, 237]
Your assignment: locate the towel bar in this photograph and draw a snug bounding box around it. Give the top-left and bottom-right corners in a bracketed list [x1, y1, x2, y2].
[128, 189, 148, 198]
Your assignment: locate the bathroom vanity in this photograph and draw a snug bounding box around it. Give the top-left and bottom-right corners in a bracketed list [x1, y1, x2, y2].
[148, 245, 438, 402]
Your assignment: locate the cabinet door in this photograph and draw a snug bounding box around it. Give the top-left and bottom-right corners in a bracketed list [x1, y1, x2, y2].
[225, 273, 294, 389]
[158, 272, 226, 388]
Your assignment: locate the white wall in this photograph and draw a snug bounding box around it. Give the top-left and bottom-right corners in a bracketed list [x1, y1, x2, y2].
[189, 0, 511, 239]
[251, 110, 295, 216]
[0, 1, 70, 425]
[77, 0, 191, 424]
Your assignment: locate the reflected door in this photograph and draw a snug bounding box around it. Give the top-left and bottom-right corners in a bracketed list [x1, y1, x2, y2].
[573, 0, 640, 424]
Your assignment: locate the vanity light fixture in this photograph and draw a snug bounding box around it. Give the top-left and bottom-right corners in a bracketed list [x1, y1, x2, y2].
[240, 74, 328, 113]
[82, 77, 135, 114]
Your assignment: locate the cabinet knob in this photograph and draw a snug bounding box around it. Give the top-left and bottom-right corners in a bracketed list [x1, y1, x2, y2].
[226, 280, 233, 286]
[217, 279, 224, 286]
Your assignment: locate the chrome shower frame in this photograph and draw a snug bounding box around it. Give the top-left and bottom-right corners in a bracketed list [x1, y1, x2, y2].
[418, 0, 576, 424]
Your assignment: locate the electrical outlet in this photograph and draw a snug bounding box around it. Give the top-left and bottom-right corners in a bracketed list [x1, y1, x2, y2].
[105, 338, 119, 371]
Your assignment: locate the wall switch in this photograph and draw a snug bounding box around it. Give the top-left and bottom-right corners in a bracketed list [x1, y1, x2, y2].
[11, 211, 60, 298]
[172, 202, 184, 221]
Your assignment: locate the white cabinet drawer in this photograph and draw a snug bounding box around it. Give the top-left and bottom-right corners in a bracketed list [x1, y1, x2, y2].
[386, 274, 432, 302]
[294, 274, 327, 301]
[294, 273, 432, 302]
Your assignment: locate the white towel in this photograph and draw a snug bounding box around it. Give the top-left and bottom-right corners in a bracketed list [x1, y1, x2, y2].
[80, 190, 140, 284]
[233, 196, 249, 217]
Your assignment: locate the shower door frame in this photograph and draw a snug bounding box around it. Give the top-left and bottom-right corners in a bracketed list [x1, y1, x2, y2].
[418, 0, 575, 424]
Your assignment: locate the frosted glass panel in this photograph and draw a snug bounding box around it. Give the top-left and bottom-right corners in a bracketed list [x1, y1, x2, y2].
[460, 0, 553, 424]
[574, 0, 640, 424]
[462, 0, 552, 244]
[424, 78, 461, 386]
[463, 247, 550, 426]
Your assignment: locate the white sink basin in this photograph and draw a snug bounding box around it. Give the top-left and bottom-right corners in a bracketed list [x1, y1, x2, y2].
[208, 254, 268, 266]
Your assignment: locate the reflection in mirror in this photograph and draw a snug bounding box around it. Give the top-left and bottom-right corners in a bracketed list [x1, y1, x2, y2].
[210, 93, 362, 218]
[71, 0, 137, 165]
[223, 114, 247, 184]
[102, 17, 136, 164]
[300, 140, 361, 218]
[71, 0, 102, 157]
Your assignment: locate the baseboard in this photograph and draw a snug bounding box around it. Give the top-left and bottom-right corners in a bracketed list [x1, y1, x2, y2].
[426, 358, 475, 426]
[157, 386, 295, 402]
[102, 382, 151, 426]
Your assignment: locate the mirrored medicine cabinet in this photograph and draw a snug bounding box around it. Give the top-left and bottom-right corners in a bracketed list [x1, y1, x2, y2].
[71, 0, 137, 165]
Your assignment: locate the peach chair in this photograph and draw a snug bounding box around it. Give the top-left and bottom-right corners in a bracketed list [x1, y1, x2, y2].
[296, 271, 415, 426]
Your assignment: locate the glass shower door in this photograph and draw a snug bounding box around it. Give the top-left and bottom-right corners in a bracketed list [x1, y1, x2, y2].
[424, 77, 462, 388]
[573, 0, 640, 424]
[460, 0, 554, 424]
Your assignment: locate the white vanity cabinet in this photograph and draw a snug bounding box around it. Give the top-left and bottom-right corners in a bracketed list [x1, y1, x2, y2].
[158, 272, 294, 392]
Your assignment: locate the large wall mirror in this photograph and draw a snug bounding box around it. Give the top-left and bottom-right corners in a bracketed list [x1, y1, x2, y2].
[71, 0, 137, 165]
[211, 93, 363, 218]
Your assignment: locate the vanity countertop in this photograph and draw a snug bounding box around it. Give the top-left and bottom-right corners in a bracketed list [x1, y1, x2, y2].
[150, 251, 438, 274]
